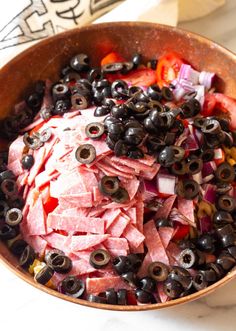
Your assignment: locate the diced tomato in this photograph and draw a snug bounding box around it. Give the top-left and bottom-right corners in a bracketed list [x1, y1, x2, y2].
[127, 291, 137, 305]
[121, 68, 156, 86]
[172, 224, 190, 241]
[44, 196, 58, 214]
[213, 93, 236, 129]
[202, 93, 216, 117]
[156, 52, 185, 87]
[29, 121, 45, 135]
[101, 52, 125, 66]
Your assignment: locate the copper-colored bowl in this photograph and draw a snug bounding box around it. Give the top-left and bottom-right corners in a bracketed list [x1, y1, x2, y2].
[0, 22, 236, 311]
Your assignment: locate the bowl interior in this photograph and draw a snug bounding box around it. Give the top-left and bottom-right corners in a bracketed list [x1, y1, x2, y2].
[1, 22, 236, 311]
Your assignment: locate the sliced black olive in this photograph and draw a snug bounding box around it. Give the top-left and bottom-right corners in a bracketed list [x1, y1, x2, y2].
[168, 268, 192, 290]
[5, 208, 22, 227]
[21, 155, 34, 170]
[181, 98, 201, 118]
[217, 195, 236, 212]
[63, 70, 81, 84]
[148, 261, 169, 282]
[53, 99, 71, 115]
[146, 136, 165, 153]
[172, 146, 185, 162]
[52, 83, 70, 102]
[0, 170, 15, 184]
[70, 53, 89, 72]
[216, 224, 236, 247]
[143, 117, 157, 133]
[87, 68, 103, 82]
[19, 245, 36, 269]
[139, 277, 156, 293]
[102, 62, 123, 74]
[26, 92, 42, 112]
[186, 158, 203, 175]
[39, 128, 52, 143]
[8, 238, 27, 256]
[61, 276, 85, 298]
[1, 179, 18, 197]
[87, 293, 107, 304]
[157, 112, 175, 129]
[213, 211, 233, 227]
[50, 255, 72, 274]
[75, 144, 96, 164]
[178, 248, 197, 269]
[164, 279, 183, 299]
[111, 104, 129, 119]
[135, 288, 155, 303]
[35, 265, 54, 285]
[197, 234, 215, 253]
[201, 148, 215, 162]
[171, 160, 187, 175]
[127, 147, 144, 159]
[202, 119, 221, 134]
[179, 240, 196, 250]
[132, 53, 142, 69]
[23, 133, 43, 150]
[206, 262, 225, 279]
[89, 249, 110, 269]
[147, 59, 157, 70]
[114, 140, 129, 157]
[164, 132, 176, 146]
[0, 223, 18, 240]
[113, 256, 130, 275]
[121, 61, 134, 74]
[0, 200, 9, 217]
[121, 271, 139, 288]
[117, 289, 127, 305]
[124, 127, 145, 146]
[85, 122, 104, 140]
[105, 288, 117, 304]
[161, 87, 174, 101]
[7, 196, 24, 210]
[216, 252, 236, 271]
[192, 271, 208, 291]
[111, 80, 129, 100]
[155, 218, 173, 228]
[107, 122, 124, 137]
[158, 146, 175, 167]
[126, 254, 142, 273]
[94, 105, 110, 117]
[111, 187, 129, 204]
[205, 131, 225, 148]
[147, 84, 162, 101]
[71, 92, 90, 110]
[104, 115, 120, 129]
[98, 176, 119, 196]
[45, 249, 65, 266]
[227, 246, 236, 260]
[176, 179, 200, 199]
[106, 135, 116, 150]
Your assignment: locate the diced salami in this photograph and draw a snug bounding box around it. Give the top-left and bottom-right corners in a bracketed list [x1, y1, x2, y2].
[23, 235, 47, 256]
[35, 170, 59, 189]
[140, 163, 161, 180]
[71, 234, 109, 251]
[111, 156, 153, 172]
[47, 213, 105, 234]
[106, 213, 130, 237]
[159, 227, 174, 248]
[125, 207, 137, 224]
[28, 147, 46, 186]
[122, 224, 145, 250]
[26, 196, 47, 235]
[120, 177, 140, 200]
[137, 252, 152, 278]
[108, 249, 128, 257]
[144, 220, 169, 265]
[135, 195, 144, 233]
[7, 159, 23, 177]
[167, 242, 182, 264]
[86, 276, 131, 294]
[97, 160, 134, 179]
[59, 192, 93, 208]
[155, 194, 176, 220]
[8, 135, 25, 164]
[104, 237, 129, 250]
[43, 232, 72, 252]
[178, 197, 195, 225]
[102, 208, 121, 230]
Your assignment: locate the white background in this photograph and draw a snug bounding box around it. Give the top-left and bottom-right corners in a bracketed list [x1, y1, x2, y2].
[1, 1, 236, 330]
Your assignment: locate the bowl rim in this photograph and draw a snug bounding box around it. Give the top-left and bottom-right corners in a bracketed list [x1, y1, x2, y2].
[0, 21, 236, 311]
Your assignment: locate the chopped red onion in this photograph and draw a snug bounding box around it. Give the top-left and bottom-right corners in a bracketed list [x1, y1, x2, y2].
[214, 148, 223, 160]
[156, 173, 176, 195]
[199, 216, 212, 234]
[142, 180, 157, 201]
[178, 64, 200, 85]
[181, 133, 199, 151]
[199, 71, 215, 90]
[202, 161, 216, 179]
[202, 184, 216, 204]
[175, 128, 189, 146]
[192, 172, 203, 185]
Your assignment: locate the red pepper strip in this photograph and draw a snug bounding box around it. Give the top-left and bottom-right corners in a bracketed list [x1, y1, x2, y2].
[101, 52, 125, 66]
[172, 224, 190, 241]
